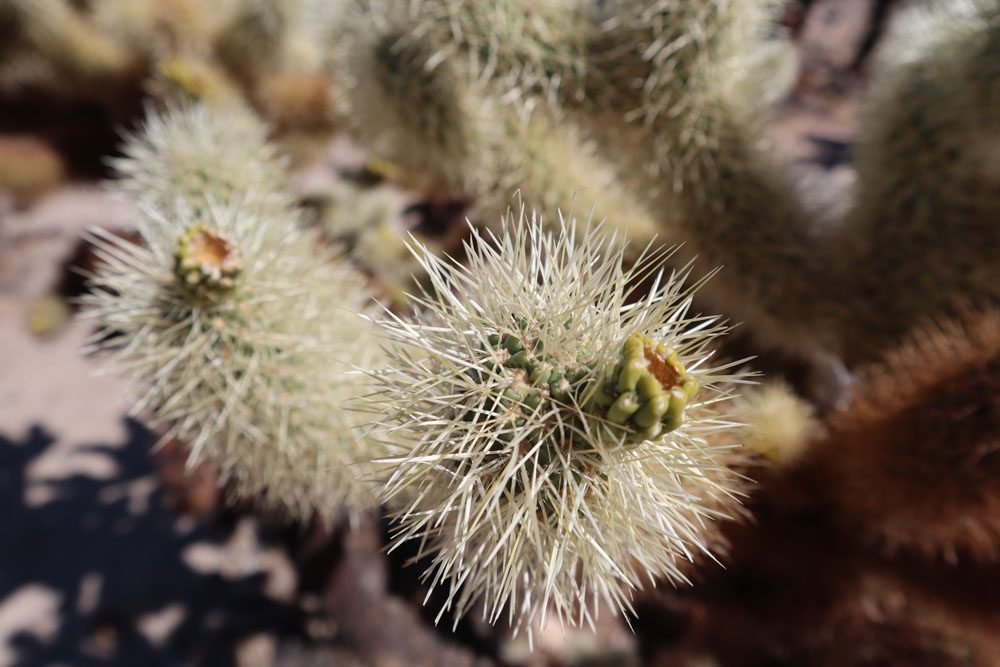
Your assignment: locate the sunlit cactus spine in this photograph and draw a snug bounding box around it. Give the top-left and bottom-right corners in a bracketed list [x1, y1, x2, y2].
[85, 101, 382, 523]
[365, 207, 750, 639]
[842, 0, 1000, 363]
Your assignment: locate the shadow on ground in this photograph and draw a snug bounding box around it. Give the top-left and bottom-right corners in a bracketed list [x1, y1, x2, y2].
[0, 419, 303, 667]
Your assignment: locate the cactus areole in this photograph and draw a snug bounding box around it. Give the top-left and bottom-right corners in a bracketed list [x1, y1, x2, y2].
[174, 224, 243, 295]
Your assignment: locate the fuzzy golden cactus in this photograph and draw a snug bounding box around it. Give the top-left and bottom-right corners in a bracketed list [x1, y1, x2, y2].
[737, 381, 824, 467]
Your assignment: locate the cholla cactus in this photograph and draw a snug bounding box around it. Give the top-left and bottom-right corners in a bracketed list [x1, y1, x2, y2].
[0, 0, 138, 93]
[85, 101, 381, 522]
[328, 0, 842, 362]
[820, 307, 1000, 563]
[366, 207, 749, 638]
[110, 101, 293, 215]
[331, 0, 1000, 375]
[520, 0, 828, 360]
[843, 0, 1000, 362]
[329, 0, 659, 243]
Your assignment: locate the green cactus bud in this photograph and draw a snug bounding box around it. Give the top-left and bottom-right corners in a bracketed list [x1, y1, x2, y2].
[633, 394, 668, 430]
[607, 391, 640, 424]
[523, 390, 543, 411]
[508, 350, 532, 369]
[503, 334, 525, 355]
[636, 373, 664, 401]
[594, 333, 697, 440]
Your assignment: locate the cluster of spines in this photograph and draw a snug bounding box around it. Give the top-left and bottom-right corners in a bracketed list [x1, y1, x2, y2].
[85, 101, 381, 524]
[366, 209, 749, 639]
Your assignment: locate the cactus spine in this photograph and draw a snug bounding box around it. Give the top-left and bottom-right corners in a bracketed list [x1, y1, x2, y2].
[86, 102, 382, 523]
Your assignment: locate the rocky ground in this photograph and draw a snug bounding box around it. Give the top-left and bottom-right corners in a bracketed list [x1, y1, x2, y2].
[0, 1, 897, 665]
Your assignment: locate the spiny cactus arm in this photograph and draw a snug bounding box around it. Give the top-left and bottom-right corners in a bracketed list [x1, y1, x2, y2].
[817, 306, 1000, 563]
[329, 0, 658, 243]
[841, 0, 1000, 363]
[331, 0, 493, 196]
[365, 206, 751, 640]
[389, 0, 841, 363]
[85, 102, 382, 523]
[568, 0, 841, 361]
[110, 101, 294, 215]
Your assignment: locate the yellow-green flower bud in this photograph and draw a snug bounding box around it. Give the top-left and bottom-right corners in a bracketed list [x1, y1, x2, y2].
[601, 333, 699, 440]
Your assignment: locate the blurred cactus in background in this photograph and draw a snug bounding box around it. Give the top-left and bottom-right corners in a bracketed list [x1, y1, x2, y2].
[842, 0, 1000, 363]
[321, 0, 999, 380]
[820, 306, 1000, 563]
